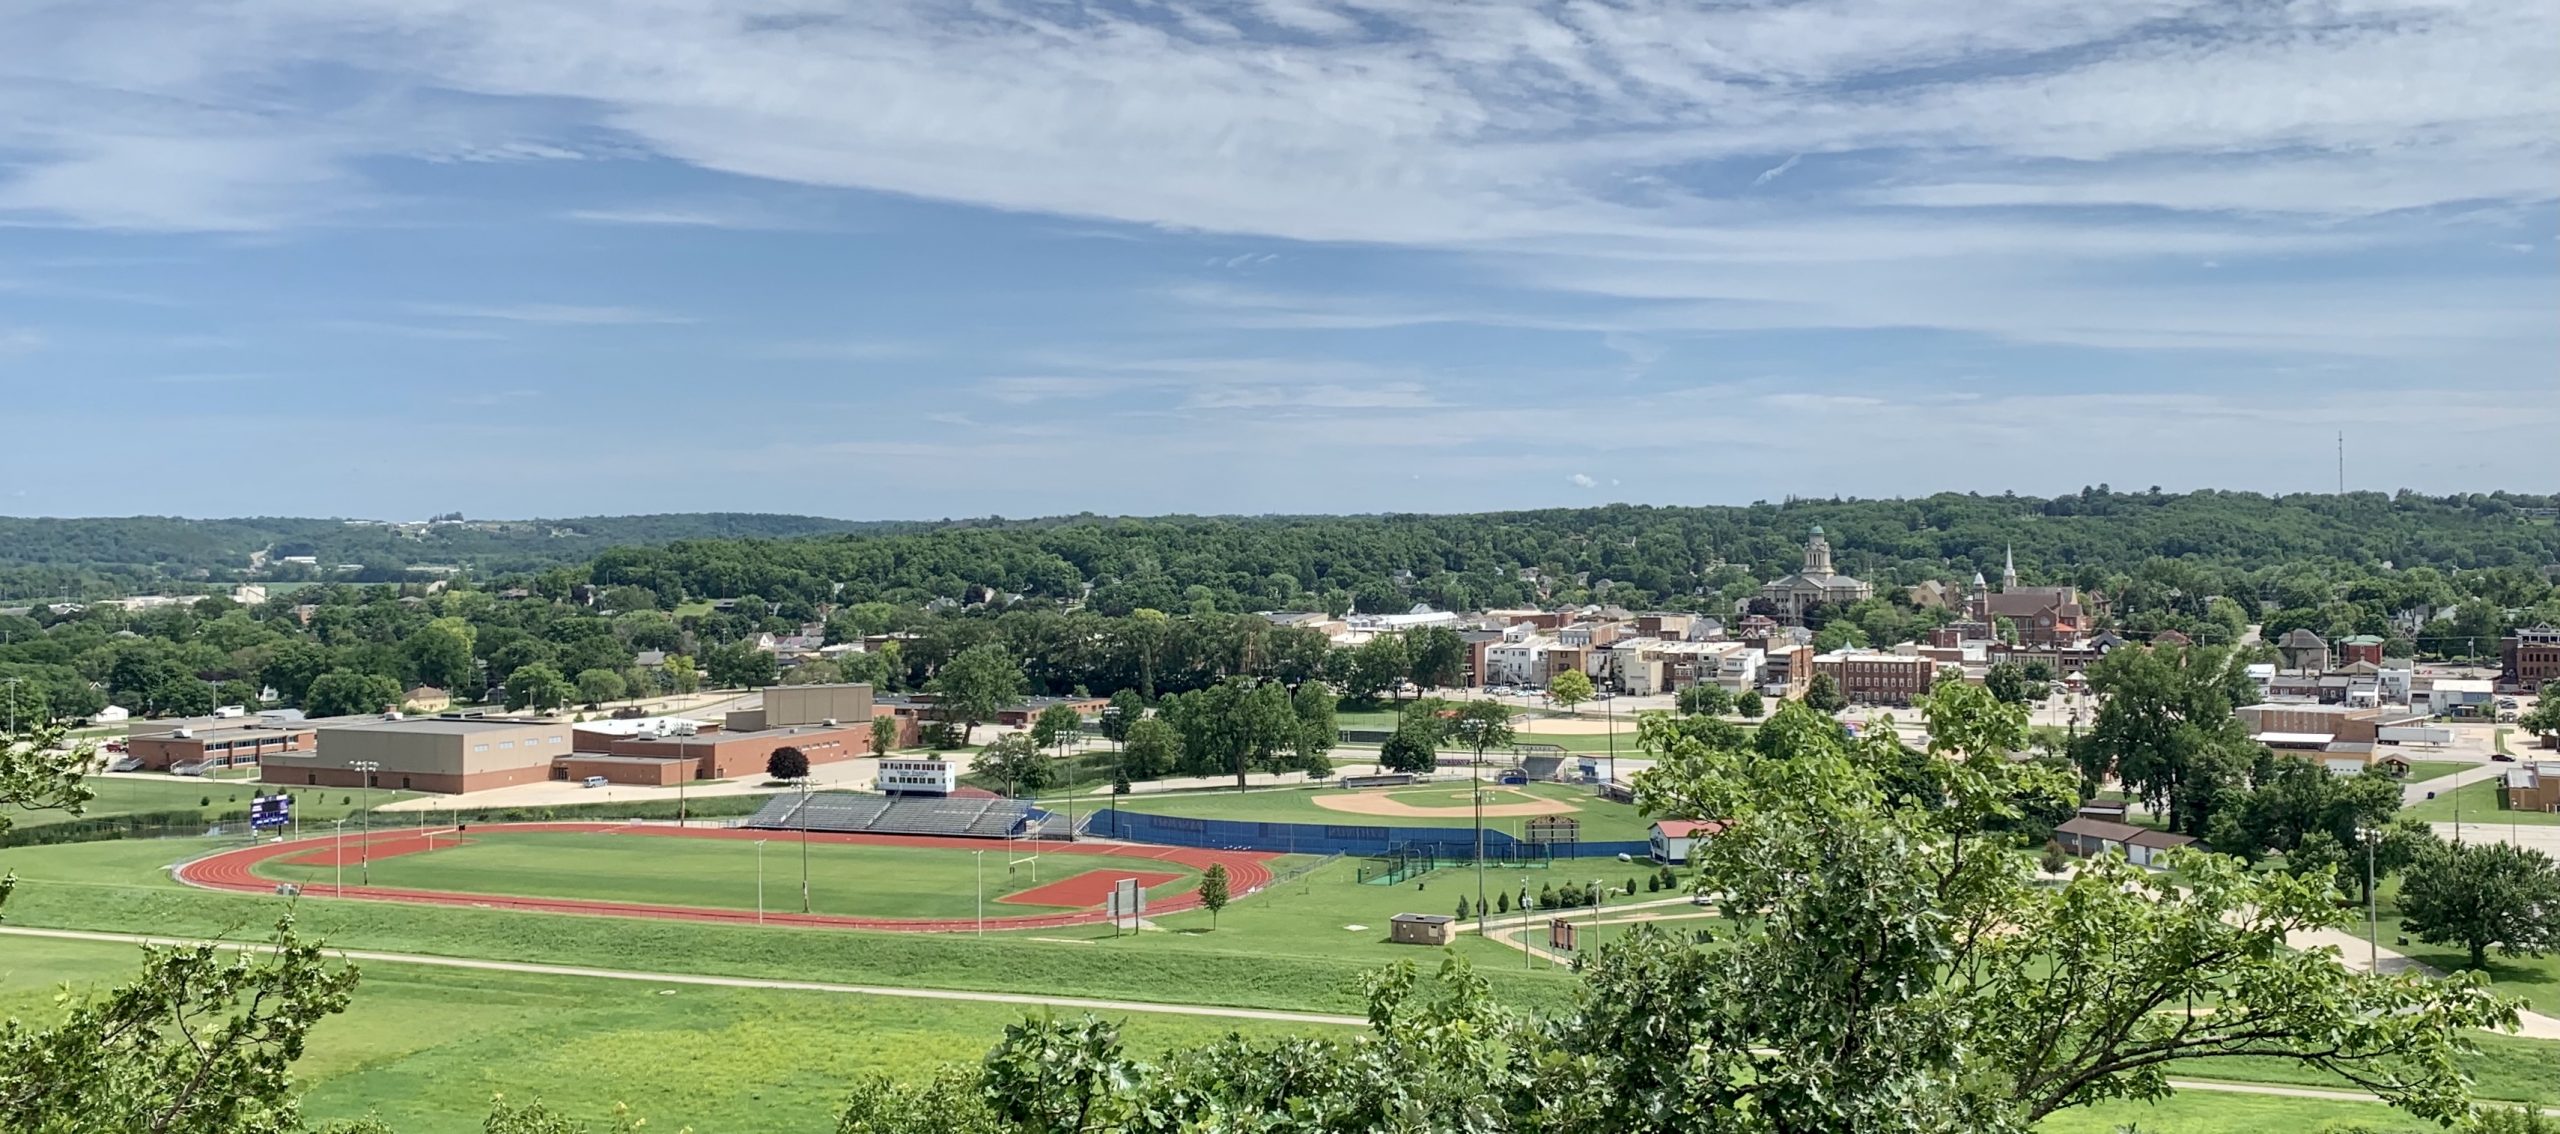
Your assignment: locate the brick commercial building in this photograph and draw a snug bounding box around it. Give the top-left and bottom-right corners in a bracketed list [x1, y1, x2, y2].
[264, 716, 571, 794]
[1812, 651, 1942, 707]
[2504, 761, 2560, 814]
[554, 753, 695, 787]
[127, 717, 316, 773]
[602, 722, 869, 780]
[2504, 627, 2560, 693]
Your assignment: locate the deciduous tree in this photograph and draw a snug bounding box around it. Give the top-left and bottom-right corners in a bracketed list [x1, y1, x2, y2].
[2399, 837, 2560, 970]
[1547, 669, 1593, 712]
[304, 670, 403, 719]
[1198, 863, 1231, 929]
[929, 644, 1024, 745]
[1121, 716, 1177, 781]
[766, 745, 810, 781]
[502, 663, 573, 712]
[1802, 671, 1847, 713]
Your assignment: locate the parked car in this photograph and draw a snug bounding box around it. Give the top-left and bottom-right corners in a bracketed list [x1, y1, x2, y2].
[2492, 753, 2517, 762]
[2500, 698, 2522, 709]
[581, 775, 609, 788]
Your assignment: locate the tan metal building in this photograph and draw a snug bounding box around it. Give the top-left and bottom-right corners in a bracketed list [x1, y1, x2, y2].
[761, 683, 876, 728]
[264, 716, 570, 794]
[1389, 912, 1456, 946]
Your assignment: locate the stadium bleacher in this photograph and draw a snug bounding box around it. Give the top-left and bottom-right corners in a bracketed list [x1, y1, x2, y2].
[738, 791, 1050, 839]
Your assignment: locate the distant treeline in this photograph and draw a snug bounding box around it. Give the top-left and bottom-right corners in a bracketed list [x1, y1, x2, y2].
[0, 513, 915, 599]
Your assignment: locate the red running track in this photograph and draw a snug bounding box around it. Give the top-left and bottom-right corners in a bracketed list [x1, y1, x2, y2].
[998, 869, 1182, 909]
[175, 822, 1277, 933]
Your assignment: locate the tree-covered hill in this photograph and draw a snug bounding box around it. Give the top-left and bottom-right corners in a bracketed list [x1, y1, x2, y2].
[0, 513, 901, 599]
[569, 489, 2560, 618]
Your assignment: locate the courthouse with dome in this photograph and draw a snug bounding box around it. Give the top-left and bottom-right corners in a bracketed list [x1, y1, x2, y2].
[1756, 527, 1874, 623]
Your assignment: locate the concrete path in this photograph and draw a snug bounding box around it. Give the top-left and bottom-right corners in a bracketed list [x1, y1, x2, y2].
[2289, 925, 2560, 1040]
[2428, 821, 2560, 856]
[2404, 762, 2507, 806]
[5, 924, 2545, 1115]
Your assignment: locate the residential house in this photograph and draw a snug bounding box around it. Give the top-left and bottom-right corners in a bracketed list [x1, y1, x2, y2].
[2275, 628, 2331, 673]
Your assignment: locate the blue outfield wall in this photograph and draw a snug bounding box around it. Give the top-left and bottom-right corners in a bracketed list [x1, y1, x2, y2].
[1084, 807, 1652, 860]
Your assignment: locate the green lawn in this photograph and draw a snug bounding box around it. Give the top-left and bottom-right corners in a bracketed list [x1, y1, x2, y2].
[0, 837, 1580, 1015]
[0, 935, 1343, 1134]
[2399, 777, 2560, 826]
[4, 839, 2557, 1132]
[248, 830, 1198, 919]
[2396, 760, 2471, 784]
[2038, 1090, 2431, 1133]
[1107, 779, 1659, 842]
[5, 775, 422, 829]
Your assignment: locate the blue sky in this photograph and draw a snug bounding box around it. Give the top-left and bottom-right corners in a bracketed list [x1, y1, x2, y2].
[2, 0, 2554, 519]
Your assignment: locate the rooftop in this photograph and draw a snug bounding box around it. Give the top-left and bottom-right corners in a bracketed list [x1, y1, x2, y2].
[318, 715, 555, 735]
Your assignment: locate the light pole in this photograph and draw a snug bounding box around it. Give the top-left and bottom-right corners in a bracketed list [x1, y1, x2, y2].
[1591, 877, 1606, 949]
[350, 761, 379, 884]
[1473, 747, 1487, 938]
[975, 850, 985, 936]
[1520, 882, 1532, 970]
[1604, 693, 1616, 787]
[4, 675, 19, 734]
[2364, 825, 2379, 972]
[755, 839, 767, 925]
[799, 776, 812, 914]
[331, 818, 348, 896]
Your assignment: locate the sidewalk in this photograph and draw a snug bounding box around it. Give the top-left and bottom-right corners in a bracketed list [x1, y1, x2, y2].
[2288, 925, 2560, 1040]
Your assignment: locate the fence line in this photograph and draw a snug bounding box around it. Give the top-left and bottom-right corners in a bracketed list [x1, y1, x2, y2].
[1084, 807, 1650, 860]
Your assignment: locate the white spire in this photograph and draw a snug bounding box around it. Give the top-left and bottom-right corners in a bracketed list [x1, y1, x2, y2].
[2001, 546, 2018, 590]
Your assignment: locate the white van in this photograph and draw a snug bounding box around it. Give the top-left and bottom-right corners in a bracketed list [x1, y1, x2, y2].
[581, 775, 608, 788]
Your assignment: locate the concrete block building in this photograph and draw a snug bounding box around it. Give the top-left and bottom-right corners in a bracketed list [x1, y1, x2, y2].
[266, 716, 571, 793]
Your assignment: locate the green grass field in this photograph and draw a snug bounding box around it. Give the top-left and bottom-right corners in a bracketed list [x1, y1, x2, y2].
[249, 831, 1199, 919]
[5, 775, 422, 829]
[4, 835, 2557, 1133]
[1107, 779, 1658, 842]
[2399, 777, 2560, 826]
[2396, 760, 2471, 784]
[0, 935, 1343, 1134]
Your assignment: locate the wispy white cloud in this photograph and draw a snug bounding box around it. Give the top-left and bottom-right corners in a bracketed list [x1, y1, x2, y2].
[0, 327, 44, 355]
[1752, 154, 1803, 187]
[1567, 473, 1597, 489]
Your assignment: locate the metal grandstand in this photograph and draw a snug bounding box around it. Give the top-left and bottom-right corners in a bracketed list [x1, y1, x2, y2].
[737, 791, 1059, 839]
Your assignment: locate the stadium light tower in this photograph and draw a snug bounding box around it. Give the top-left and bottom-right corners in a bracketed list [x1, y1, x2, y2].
[799, 775, 812, 914]
[350, 761, 380, 884]
[754, 839, 767, 925]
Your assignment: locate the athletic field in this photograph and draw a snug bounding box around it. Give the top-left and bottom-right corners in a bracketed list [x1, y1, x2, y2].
[1104, 779, 1656, 842]
[179, 823, 1268, 931]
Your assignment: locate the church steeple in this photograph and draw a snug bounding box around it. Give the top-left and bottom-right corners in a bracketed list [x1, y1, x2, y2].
[2001, 546, 2018, 591]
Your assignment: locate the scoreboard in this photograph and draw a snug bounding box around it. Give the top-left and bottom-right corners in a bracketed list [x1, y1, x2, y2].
[249, 794, 293, 831]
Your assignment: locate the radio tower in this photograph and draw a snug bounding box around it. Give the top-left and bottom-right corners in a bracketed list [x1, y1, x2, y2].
[2336, 431, 2344, 495]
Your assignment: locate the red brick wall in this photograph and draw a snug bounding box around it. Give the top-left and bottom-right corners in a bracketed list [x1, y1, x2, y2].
[556, 757, 686, 786]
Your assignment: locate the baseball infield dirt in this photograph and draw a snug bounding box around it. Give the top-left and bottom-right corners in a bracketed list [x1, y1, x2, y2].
[1310, 788, 1577, 819]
